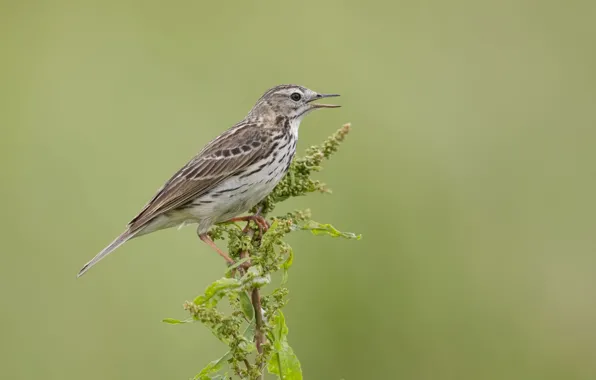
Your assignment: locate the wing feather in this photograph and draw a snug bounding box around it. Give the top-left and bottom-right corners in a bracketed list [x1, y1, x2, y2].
[127, 122, 271, 231]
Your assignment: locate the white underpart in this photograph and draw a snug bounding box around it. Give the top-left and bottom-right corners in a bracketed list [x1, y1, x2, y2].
[141, 118, 301, 236]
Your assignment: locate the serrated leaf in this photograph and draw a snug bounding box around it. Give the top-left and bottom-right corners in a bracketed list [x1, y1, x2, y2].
[267, 311, 303, 380]
[194, 278, 242, 306]
[239, 291, 254, 321]
[162, 318, 190, 325]
[301, 221, 361, 240]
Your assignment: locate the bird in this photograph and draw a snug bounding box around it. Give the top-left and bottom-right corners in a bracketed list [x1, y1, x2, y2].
[77, 84, 340, 277]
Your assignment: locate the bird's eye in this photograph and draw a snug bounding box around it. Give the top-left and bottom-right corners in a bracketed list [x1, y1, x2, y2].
[290, 92, 302, 101]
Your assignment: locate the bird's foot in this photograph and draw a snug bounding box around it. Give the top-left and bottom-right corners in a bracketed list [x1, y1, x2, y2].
[226, 215, 270, 235]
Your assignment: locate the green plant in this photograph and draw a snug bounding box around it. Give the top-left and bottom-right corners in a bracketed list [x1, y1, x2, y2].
[164, 124, 360, 380]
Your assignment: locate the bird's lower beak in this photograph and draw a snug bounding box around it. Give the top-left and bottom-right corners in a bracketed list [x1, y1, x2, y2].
[309, 93, 341, 108]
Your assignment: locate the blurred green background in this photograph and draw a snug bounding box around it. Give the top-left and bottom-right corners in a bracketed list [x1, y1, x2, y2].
[2, 0, 596, 379]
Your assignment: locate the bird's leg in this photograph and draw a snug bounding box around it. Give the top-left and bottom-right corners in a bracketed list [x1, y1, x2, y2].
[199, 233, 235, 264]
[251, 205, 270, 232]
[225, 214, 270, 234]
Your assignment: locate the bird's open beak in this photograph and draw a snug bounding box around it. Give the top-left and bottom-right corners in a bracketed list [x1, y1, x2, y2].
[309, 93, 341, 108]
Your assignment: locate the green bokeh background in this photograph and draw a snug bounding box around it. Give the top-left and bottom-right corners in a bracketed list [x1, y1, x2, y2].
[2, 1, 596, 379]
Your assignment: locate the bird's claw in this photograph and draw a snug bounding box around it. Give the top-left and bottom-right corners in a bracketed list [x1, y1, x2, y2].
[227, 215, 270, 235]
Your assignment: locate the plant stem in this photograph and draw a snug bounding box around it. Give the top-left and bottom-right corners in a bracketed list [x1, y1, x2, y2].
[240, 222, 266, 379]
[252, 288, 264, 355]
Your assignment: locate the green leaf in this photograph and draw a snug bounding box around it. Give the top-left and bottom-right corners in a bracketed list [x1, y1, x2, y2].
[194, 278, 242, 306]
[281, 245, 294, 285]
[194, 351, 231, 380]
[239, 291, 254, 321]
[161, 318, 190, 324]
[260, 219, 280, 247]
[267, 311, 303, 380]
[242, 319, 257, 342]
[241, 265, 271, 288]
[194, 322, 255, 380]
[225, 257, 251, 274]
[301, 221, 361, 240]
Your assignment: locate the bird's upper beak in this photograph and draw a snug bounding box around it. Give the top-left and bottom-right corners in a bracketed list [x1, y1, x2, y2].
[308, 93, 341, 108]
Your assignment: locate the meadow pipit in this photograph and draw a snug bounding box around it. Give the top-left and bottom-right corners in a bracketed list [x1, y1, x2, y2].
[77, 84, 340, 277]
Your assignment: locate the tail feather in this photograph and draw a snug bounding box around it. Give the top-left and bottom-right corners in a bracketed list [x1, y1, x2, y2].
[77, 230, 136, 278]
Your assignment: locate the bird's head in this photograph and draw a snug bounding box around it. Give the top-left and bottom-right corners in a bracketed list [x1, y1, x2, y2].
[248, 84, 340, 121]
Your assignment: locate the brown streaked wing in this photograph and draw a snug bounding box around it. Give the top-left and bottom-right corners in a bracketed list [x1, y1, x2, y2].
[127, 121, 270, 231]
